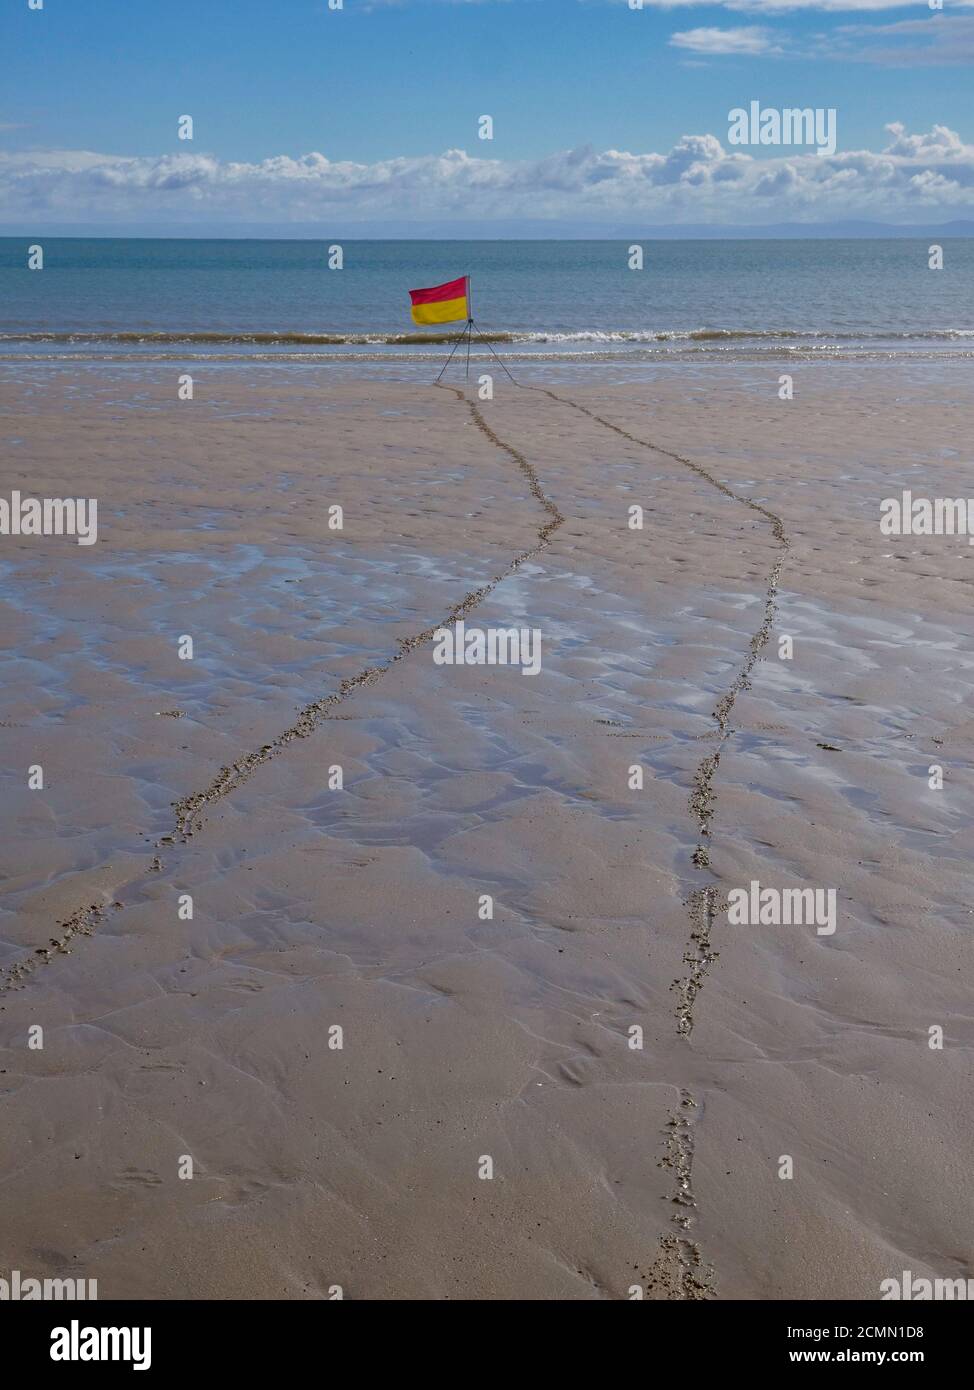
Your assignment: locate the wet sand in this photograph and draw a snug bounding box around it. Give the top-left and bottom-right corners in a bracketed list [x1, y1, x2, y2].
[1, 363, 973, 1299]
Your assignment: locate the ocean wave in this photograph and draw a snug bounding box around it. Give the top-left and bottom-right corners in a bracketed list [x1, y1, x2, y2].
[517, 328, 974, 343]
[1, 326, 973, 346]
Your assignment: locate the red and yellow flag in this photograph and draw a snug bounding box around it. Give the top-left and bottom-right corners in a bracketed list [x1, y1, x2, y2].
[409, 275, 469, 326]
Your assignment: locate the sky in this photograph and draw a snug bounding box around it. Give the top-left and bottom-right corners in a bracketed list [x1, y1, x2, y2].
[2, 0, 974, 232]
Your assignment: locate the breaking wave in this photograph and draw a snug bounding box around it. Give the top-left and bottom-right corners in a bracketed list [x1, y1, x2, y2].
[2, 327, 974, 347]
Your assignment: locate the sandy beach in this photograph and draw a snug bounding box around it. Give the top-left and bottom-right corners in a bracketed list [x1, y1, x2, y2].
[2, 361, 973, 1300]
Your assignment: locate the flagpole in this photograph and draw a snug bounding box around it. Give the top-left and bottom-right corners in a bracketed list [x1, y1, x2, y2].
[467, 272, 518, 384]
[465, 275, 473, 380]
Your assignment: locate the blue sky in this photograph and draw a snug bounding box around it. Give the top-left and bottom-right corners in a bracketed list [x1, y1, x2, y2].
[2, 0, 974, 229]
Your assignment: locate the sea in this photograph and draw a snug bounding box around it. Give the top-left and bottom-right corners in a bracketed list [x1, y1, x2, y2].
[1, 237, 973, 377]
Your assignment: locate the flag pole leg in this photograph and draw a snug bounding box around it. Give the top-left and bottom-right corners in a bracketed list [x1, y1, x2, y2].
[434, 327, 467, 384]
[470, 319, 519, 385]
[465, 319, 473, 381]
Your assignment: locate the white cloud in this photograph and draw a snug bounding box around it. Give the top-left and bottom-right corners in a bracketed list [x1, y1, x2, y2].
[883, 121, 967, 158]
[1, 124, 972, 226]
[670, 25, 780, 53]
[832, 14, 974, 64]
[666, 12, 974, 64]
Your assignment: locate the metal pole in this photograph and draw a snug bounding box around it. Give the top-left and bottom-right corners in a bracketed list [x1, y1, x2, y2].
[464, 276, 473, 380]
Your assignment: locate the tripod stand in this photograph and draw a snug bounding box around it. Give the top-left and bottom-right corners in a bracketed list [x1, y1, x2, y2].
[433, 318, 519, 386]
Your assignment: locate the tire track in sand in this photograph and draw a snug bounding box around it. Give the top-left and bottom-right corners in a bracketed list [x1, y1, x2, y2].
[527, 386, 788, 1299]
[0, 387, 563, 993]
[527, 385, 788, 1025]
[171, 385, 563, 838]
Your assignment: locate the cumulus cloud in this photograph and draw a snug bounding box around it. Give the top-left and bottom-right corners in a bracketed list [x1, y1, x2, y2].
[883, 122, 967, 158]
[1, 123, 972, 226]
